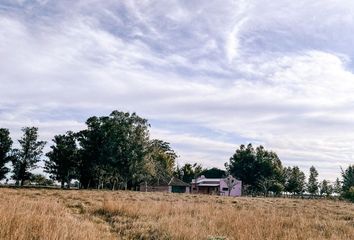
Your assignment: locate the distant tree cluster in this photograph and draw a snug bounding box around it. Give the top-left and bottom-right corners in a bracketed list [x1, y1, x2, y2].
[0, 111, 353, 202]
[225, 143, 354, 201]
[0, 111, 178, 190]
[0, 127, 46, 186]
[226, 144, 284, 196]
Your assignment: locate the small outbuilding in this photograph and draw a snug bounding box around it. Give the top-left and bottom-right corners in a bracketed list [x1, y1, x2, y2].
[140, 177, 190, 193]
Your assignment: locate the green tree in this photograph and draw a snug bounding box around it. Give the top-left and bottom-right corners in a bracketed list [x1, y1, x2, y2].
[0, 128, 13, 180]
[333, 177, 342, 195]
[103, 111, 150, 190]
[77, 111, 150, 190]
[45, 131, 78, 188]
[76, 116, 105, 189]
[140, 139, 178, 187]
[284, 166, 306, 195]
[307, 166, 319, 195]
[12, 127, 46, 186]
[30, 174, 53, 186]
[199, 168, 226, 178]
[319, 179, 333, 196]
[227, 144, 284, 193]
[341, 165, 354, 192]
[343, 187, 354, 202]
[269, 181, 285, 196]
[341, 165, 354, 201]
[227, 144, 256, 189]
[176, 163, 203, 183]
[148, 139, 177, 177]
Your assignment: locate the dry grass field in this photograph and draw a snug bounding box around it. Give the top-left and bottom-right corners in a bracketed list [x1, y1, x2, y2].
[0, 188, 353, 240]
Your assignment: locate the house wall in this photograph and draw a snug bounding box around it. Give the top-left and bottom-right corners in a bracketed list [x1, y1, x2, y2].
[171, 186, 188, 193]
[219, 179, 242, 196]
[192, 185, 219, 194]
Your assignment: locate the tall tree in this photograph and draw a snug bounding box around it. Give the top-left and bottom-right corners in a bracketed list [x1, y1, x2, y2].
[140, 139, 178, 186]
[77, 111, 150, 190]
[319, 179, 333, 196]
[176, 163, 203, 183]
[333, 177, 342, 195]
[227, 144, 256, 189]
[307, 166, 319, 195]
[0, 128, 13, 180]
[227, 144, 284, 193]
[148, 139, 177, 177]
[12, 127, 46, 186]
[284, 166, 306, 195]
[341, 165, 354, 193]
[103, 111, 150, 190]
[45, 131, 78, 188]
[76, 116, 105, 189]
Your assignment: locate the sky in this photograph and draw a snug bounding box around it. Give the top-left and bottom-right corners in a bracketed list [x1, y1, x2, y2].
[1, 0, 354, 181]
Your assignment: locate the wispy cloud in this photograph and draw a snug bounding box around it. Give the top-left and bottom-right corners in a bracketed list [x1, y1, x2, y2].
[1, 0, 354, 180]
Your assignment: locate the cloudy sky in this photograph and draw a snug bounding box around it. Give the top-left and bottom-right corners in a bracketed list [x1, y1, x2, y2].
[1, 0, 354, 181]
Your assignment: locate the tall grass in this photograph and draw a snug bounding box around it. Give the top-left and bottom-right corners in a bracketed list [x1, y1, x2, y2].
[0, 188, 353, 240]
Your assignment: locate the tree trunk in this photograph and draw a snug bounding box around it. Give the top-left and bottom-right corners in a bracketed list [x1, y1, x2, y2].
[20, 179, 24, 186]
[61, 180, 65, 189]
[112, 180, 116, 191]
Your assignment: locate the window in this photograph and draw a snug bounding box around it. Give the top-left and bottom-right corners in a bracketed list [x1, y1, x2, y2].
[222, 187, 228, 191]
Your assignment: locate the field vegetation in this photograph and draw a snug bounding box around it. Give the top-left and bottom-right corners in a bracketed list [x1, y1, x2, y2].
[0, 188, 353, 240]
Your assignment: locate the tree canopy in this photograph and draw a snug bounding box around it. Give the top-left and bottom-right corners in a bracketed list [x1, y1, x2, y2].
[341, 165, 354, 202]
[284, 166, 306, 194]
[0, 128, 13, 180]
[175, 163, 204, 183]
[11, 127, 46, 186]
[199, 167, 226, 179]
[0, 111, 351, 200]
[226, 144, 284, 194]
[45, 131, 78, 188]
[307, 166, 319, 195]
[76, 111, 150, 189]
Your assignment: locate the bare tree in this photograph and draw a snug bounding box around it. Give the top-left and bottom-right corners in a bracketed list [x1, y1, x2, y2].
[224, 175, 237, 196]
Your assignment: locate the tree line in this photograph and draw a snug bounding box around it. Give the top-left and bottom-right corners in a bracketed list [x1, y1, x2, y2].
[0, 111, 170, 189]
[0, 110, 353, 201]
[226, 143, 353, 201]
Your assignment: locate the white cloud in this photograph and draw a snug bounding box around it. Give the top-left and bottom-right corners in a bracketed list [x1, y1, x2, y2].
[0, 0, 354, 180]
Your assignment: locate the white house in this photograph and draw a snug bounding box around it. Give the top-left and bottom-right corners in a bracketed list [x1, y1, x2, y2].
[191, 175, 242, 196]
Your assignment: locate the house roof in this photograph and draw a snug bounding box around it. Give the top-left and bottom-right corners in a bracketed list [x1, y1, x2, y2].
[192, 178, 222, 184]
[192, 176, 242, 186]
[198, 183, 220, 187]
[140, 177, 190, 187]
[168, 177, 190, 187]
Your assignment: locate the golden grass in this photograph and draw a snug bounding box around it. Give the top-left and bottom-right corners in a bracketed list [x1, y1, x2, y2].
[0, 188, 353, 240]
